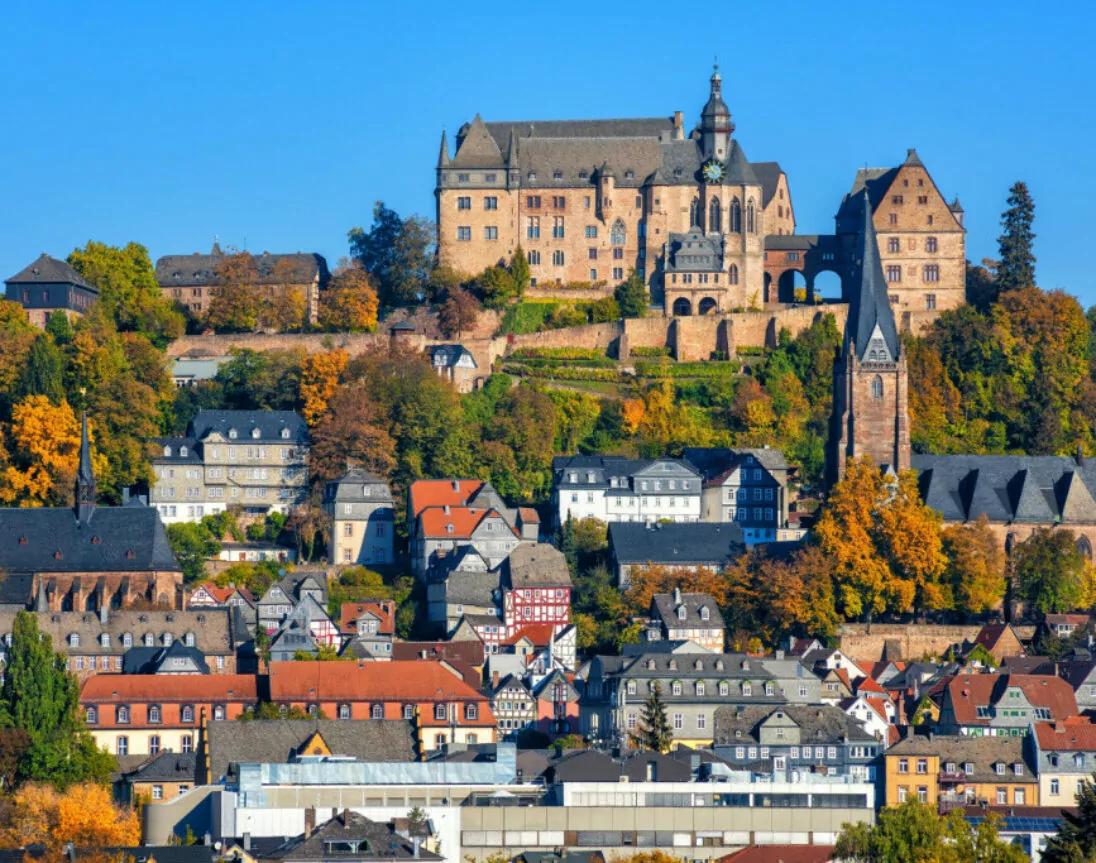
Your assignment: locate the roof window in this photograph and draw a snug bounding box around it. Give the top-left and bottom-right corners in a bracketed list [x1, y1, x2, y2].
[252, 428, 261, 439]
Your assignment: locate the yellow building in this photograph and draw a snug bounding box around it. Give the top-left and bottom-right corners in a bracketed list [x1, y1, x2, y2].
[884, 734, 1038, 809]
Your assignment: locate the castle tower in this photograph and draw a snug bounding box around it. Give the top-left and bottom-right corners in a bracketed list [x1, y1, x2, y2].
[699, 64, 734, 161]
[75, 411, 97, 524]
[827, 189, 911, 487]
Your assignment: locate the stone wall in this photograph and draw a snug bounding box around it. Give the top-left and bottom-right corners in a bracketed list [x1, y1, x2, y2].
[838, 623, 1037, 661]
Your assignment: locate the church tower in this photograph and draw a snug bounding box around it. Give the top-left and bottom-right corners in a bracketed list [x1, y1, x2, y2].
[827, 189, 912, 487]
[75, 411, 97, 525]
[699, 64, 734, 161]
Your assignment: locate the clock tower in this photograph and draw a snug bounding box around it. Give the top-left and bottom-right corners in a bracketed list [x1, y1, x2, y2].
[699, 63, 734, 161]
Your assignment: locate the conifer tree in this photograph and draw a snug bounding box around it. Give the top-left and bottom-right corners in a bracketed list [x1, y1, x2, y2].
[614, 269, 649, 318]
[1042, 774, 1096, 863]
[0, 612, 112, 788]
[996, 181, 1036, 293]
[15, 333, 65, 405]
[509, 247, 530, 297]
[44, 311, 73, 345]
[629, 682, 673, 753]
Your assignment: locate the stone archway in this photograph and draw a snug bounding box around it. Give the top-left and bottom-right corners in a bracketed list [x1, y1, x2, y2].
[698, 297, 718, 315]
[672, 297, 692, 316]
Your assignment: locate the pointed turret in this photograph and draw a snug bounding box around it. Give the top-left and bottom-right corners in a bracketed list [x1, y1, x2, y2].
[506, 127, 518, 167]
[437, 130, 450, 169]
[699, 64, 734, 160]
[75, 411, 96, 524]
[847, 188, 900, 363]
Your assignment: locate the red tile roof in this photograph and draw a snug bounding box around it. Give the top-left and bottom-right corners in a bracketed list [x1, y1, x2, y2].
[409, 480, 484, 519]
[80, 674, 259, 702]
[517, 507, 540, 524]
[718, 846, 834, 863]
[339, 601, 396, 635]
[1034, 718, 1096, 751]
[503, 624, 556, 648]
[268, 660, 490, 705]
[392, 641, 486, 666]
[855, 676, 888, 696]
[945, 674, 1078, 726]
[972, 623, 1022, 653]
[418, 507, 518, 540]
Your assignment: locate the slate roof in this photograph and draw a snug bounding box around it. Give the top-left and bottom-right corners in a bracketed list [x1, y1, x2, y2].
[122, 750, 199, 783]
[14, 608, 235, 656]
[122, 640, 211, 674]
[327, 468, 393, 502]
[720, 846, 834, 863]
[260, 811, 441, 862]
[155, 248, 329, 288]
[651, 591, 724, 629]
[845, 187, 900, 362]
[188, 409, 309, 444]
[482, 117, 673, 150]
[427, 344, 477, 368]
[712, 704, 874, 746]
[506, 544, 571, 588]
[887, 734, 1036, 779]
[0, 574, 34, 609]
[546, 749, 690, 783]
[441, 568, 499, 607]
[609, 522, 745, 566]
[5, 253, 95, 290]
[913, 454, 1096, 523]
[205, 718, 416, 780]
[666, 228, 723, 273]
[752, 162, 787, 208]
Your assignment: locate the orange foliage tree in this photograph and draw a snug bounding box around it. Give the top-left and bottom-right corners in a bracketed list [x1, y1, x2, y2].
[624, 564, 731, 616]
[0, 782, 140, 848]
[299, 349, 349, 425]
[319, 260, 379, 333]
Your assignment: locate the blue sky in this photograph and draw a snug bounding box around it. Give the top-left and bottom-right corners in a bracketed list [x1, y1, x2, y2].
[1, 1, 1092, 303]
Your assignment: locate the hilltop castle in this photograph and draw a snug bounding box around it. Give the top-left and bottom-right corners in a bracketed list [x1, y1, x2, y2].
[435, 68, 965, 329]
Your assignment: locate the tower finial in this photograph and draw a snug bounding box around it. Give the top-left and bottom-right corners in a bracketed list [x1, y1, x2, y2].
[75, 411, 97, 524]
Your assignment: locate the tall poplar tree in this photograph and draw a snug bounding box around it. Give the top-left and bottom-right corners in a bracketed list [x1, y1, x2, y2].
[629, 682, 673, 753]
[15, 333, 65, 405]
[0, 612, 112, 788]
[996, 181, 1036, 293]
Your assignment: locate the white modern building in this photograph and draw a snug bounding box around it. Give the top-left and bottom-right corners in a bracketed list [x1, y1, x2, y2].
[551, 456, 702, 528]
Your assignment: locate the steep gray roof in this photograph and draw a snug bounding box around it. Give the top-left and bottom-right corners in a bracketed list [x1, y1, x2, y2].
[206, 719, 416, 781]
[260, 811, 440, 862]
[122, 750, 198, 782]
[666, 229, 723, 273]
[712, 704, 875, 746]
[427, 344, 477, 368]
[506, 544, 572, 589]
[2, 609, 234, 655]
[443, 568, 499, 607]
[0, 506, 179, 573]
[189, 410, 308, 444]
[327, 468, 393, 502]
[155, 249, 328, 288]
[5, 253, 95, 290]
[482, 117, 673, 151]
[723, 139, 758, 185]
[652, 591, 725, 630]
[609, 522, 745, 567]
[845, 188, 900, 361]
[751, 162, 785, 207]
[515, 136, 662, 189]
[122, 640, 211, 674]
[913, 454, 1096, 523]
[683, 447, 789, 484]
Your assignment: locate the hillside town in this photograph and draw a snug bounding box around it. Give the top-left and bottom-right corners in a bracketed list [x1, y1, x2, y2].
[1, 35, 1095, 863]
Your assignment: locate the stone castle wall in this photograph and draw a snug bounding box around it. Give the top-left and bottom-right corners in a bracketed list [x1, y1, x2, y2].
[838, 623, 1037, 661]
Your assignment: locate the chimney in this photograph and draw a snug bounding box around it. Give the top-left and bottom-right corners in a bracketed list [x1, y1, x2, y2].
[304, 807, 316, 838]
[243, 834, 251, 852]
[99, 602, 108, 625]
[672, 111, 684, 140]
[343, 808, 351, 824]
[451, 480, 460, 493]
[672, 586, 682, 606]
[906, 725, 914, 740]
[492, 671, 499, 688]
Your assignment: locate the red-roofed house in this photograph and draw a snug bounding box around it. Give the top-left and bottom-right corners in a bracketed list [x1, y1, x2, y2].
[532, 669, 580, 738]
[967, 623, 1025, 662]
[267, 660, 496, 750]
[188, 582, 255, 611]
[1033, 718, 1096, 803]
[339, 601, 396, 637]
[841, 695, 897, 746]
[80, 673, 258, 757]
[938, 673, 1078, 736]
[820, 668, 854, 702]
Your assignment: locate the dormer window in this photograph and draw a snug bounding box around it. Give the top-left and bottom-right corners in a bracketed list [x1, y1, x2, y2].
[693, 660, 703, 671]
[668, 659, 677, 671]
[553, 171, 563, 181]
[965, 762, 974, 774]
[434, 704, 447, 721]
[715, 660, 724, 671]
[251, 428, 261, 439]
[281, 428, 291, 439]
[569, 472, 577, 483]
[742, 683, 752, 696]
[144, 633, 154, 647]
[719, 681, 729, 696]
[700, 607, 710, 621]
[68, 633, 79, 648]
[185, 632, 195, 647]
[163, 633, 173, 646]
[228, 429, 237, 439]
[122, 633, 132, 648]
[647, 660, 656, 670]
[100, 633, 110, 648]
[180, 446, 188, 457]
[163, 446, 172, 457]
[677, 606, 686, 620]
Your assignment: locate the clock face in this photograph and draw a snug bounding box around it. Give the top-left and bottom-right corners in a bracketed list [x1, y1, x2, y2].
[703, 160, 725, 183]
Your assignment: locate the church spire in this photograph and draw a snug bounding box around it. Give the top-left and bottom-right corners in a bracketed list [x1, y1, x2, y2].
[847, 188, 900, 363]
[75, 411, 96, 524]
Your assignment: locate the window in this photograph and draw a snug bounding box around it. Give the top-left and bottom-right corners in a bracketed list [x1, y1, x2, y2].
[585, 226, 598, 239]
[457, 226, 471, 241]
[627, 712, 637, 729]
[528, 250, 541, 265]
[916, 758, 928, 774]
[179, 735, 192, 754]
[889, 213, 898, 225]
[746, 200, 756, 233]
[995, 763, 1005, 775]
[465, 704, 478, 720]
[892, 195, 904, 205]
[898, 758, 909, 774]
[897, 786, 908, 803]
[213, 705, 225, 721]
[729, 198, 741, 232]
[742, 683, 752, 697]
[403, 704, 414, 720]
[484, 226, 498, 240]
[871, 375, 884, 400]
[589, 248, 598, 260]
[697, 713, 706, 730]
[484, 196, 498, 210]
[86, 706, 97, 724]
[457, 196, 471, 210]
[926, 294, 937, 311]
[149, 735, 161, 755]
[116, 737, 128, 756]
[1051, 779, 1061, 795]
[181, 705, 194, 723]
[149, 705, 162, 724]
[1015, 788, 1026, 805]
[527, 216, 540, 239]
[673, 713, 683, 730]
[918, 786, 928, 803]
[552, 217, 565, 238]
[552, 196, 566, 208]
[589, 269, 598, 281]
[152, 785, 163, 800]
[719, 682, 729, 696]
[923, 264, 940, 282]
[435, 704, 447, 721]
[888, 237, 900, 253]
[926, 236, 938, 253]
[671, 682, 682, 696]
[338, 704, 351, 720]
[996, 788, 1007, 805]
[613, 267, 623, 280]
[886, 265, 902, 282]
[117, 706, 130, 724]
[457, 173, 469, 183]
[552, 250, 565, 266]
[527, 195, 541, 208]
[371, 704, 383, 719]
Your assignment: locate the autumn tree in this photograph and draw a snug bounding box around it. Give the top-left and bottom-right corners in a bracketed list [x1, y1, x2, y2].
[0, 397, 89, 506]
[1014, 528, 1093, 614]
[478, 386, 559, 501]
[942, 516, 1007, 616]
[206, 251, 261, 332]
[996, 181, 1036, 294]
[213, 347, 305, 411]
[68, 240, 183, 348]
[319, 258, 379, 333]
[299, 349, 349, 425]
[625, 564, 731, 616]
[309, 385, 398, 484]
[15, 333, 65, 405]
[287, 498, 330, 562]
[615, 269, 648, 318]
[260, 287, 307, 332]
[629, 683, 673, 753]
[0, 612, 112, 788]
[438, 289, 482, 339]
[348, 202, 435, 307]
[473, 265, 518, 310]
[0, 782, 140, 848]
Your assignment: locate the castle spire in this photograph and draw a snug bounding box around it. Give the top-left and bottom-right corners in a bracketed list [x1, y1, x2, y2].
[847, 188, 900, 363]
[75, 411, 97, 524]
[437, 129, 450, 169]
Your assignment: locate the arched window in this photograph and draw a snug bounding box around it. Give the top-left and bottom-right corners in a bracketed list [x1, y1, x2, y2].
[742, 683, 752, 697]
[163, 446, 172, 457]
[696, 682, 706, 696]
[371, 704, 383, 719]
[700, 607, 710, 622]
[213, 705, 226, 721]
[148, 705, 162, 723]
[730, 198, 741, 233]
[86, 707, 97, 724]
[871, 375, 884, 400]
[181, 705, 194, 723]
[719, 682, 729, 696]
[690, 197, 700, 227]
[434, 704, 447, 721]
[610, 219, 626, 245]
[251, 428, 261, 439]
[709, 198, 721, 233]
[122, 632, 132, 648]
[339, 704, 351, 719]
[403, 704, 414, 720]
[671, 681, 682, 696]
[281, 428, 291, 439]
[179, 446, 187, 458]
[746, 200, 756, 233]
[117, 706, 130, 724]
[728, 264, 739, 285]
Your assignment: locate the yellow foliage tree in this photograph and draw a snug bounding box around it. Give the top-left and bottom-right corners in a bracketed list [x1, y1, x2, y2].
[621, 398, 646, 434]
[0, 782, 140, 848]
[941, 515, 1007, 615]
[625, 564, 731, 616]
[319, 260, 379, 333]
[299, 350, 349, 425]
[0, 397, 105, 507]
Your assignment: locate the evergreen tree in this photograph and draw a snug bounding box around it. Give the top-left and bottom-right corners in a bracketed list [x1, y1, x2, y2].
[629, 682, 673, 752]
[15, 333, 65, 405]
[558, 513, 578, 574]
[996, 181, 1036, 293]
[44, 311, 73, 345]
[1042, 774, 1096, 863]
[614, 270, 648, 318]
[0, 612, 112, 788]
[509, 248, 530, 297]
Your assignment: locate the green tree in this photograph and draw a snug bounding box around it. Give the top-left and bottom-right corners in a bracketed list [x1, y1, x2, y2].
[614, 269, 648, 318]
[166, 522, 223, 582]
[348, 202, 435, 308]
[16, 333, 65, 405]
[996, 181, 1036, 294]
[509, 247, 530, 296]
[0, 612, 112, 788]
[44, 311, 74, 345]
[474, 266, 518, 310]
[1014, 528, 1091, 614]
[67, 241, 183, 348]
[1043, 772, 1096, 863]
[629, 682, 673, 753]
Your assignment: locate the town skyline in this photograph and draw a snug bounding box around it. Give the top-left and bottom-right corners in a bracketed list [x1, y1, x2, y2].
[2, 0, 1092, 300]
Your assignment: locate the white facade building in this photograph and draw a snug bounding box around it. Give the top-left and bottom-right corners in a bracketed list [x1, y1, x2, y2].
[552, 456, 702, 528]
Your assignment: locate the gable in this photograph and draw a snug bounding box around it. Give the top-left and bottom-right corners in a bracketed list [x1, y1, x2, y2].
[298, 730, 332, 757]
[872, 161, 963, 234]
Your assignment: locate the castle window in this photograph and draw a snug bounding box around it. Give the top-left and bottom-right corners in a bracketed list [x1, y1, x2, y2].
[590, 269, 598, 281]
[552, 217, 565, 239]
[871, 376, 884, 400]
[553, 171, 563, 181]
[458, 174, 469, 183]
[589, 248, 598, 260]
[457, 226, 471, 241]
[484, 226, 498, 240]
[923, 265, 940, 282]
[730, 199, 741, 232]
[728, 264, 739, 285]
[527, 195, 541, 209]
[746, 200, 756, 233]
[887, 237, 900, 253]
[484, 196, 498, 210]
[552, 250, 565, 266]
[179, 446, 187, 458]
[527, 217, 540, 239]
[528, 172, 536, 181]
[709, 198, 721, 233]
[485, 174, 496, 182]
[528, 250, 541, 265]
[889, 214, 898, 225]
[457, 196, 471, 210]
[690, 198, 700, 227]
[886, 266, 902, 282]
[892, 195, 904, 205]
[552, 196, 566, 209]
[635, 196, 642, 209]
[611, 220, 626, 245]
[926, 237, 938, 253]
[925, 294, 937, 311]
[585, 226, 598, 239]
